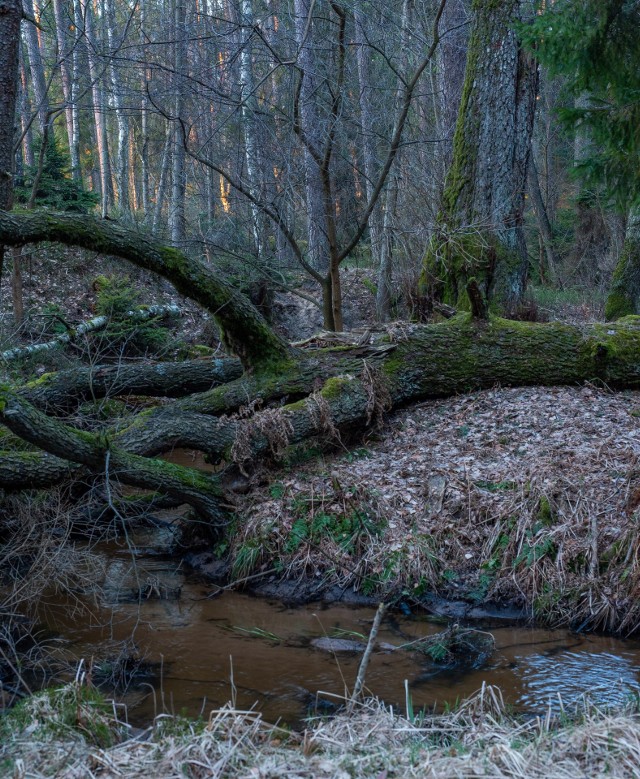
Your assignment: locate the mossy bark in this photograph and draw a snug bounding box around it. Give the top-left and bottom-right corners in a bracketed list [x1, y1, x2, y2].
[605, 208, 640, 321]
[421, 0, 537, 315]
[22, 358, 243, 414]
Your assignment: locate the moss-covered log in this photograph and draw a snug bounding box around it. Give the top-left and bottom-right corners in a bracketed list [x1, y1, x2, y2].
[3, 314, 640, 524]
[0, 210, 290, 369]
[21, 357, 243, 414]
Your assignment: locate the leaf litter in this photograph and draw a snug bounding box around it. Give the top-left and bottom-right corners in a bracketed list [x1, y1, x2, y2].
[237, 384, 640, 634]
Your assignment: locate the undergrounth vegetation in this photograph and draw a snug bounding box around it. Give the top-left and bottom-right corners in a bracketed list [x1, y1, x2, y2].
[3, 681, 640, 778]
[229, 383, 640, 634]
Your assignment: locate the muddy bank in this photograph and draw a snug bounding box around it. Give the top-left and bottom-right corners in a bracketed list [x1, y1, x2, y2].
[183, 549, 531, 622]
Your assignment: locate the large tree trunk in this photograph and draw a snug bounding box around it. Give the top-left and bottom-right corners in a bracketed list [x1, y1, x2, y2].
[421, 0, 538, 315]
[0, 0, 22, 286]
[605, 207, 640, 321]
[1, 211, 640, 530]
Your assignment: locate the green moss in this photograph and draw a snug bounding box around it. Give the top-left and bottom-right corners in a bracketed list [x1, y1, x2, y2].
[24, 372, 57, 389]
[537, 496, 555, 527]
[605, 235, 640, 321]
[320, 376, 354, 399]
[0, 684, 120, 748]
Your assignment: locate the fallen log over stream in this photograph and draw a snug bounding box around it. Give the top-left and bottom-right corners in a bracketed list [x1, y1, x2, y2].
[1, 210, 640, 524]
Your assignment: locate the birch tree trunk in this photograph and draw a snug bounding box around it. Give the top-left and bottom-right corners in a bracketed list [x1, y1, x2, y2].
[238, 0, 267, 259]
[22, 0, 50, 134]
[18, 48, 35, 169]
[168, 0, 187, 244]
[52, 0, 81, 179]
[104, 0, 131, 214]
[80, 0, 114, 217]
[422, 0, 538, 315]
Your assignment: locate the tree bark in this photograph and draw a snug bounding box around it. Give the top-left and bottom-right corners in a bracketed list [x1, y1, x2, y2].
[605, 207, 640, 321]
[422, 0, 538, 315]
[0, 0, 22, 286]
[169, 0, 187, 244]
[21, 0, 50, 135]
[104, 0, 130, 214]
[80, 0, 114, 217]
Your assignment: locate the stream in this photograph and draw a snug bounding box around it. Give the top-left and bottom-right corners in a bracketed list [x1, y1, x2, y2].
[37, 538, 640, 727]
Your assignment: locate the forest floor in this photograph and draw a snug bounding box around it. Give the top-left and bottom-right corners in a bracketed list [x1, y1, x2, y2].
[218, 382, 640, 636]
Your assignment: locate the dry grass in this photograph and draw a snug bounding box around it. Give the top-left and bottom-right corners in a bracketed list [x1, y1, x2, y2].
[4, 683, 640, 777]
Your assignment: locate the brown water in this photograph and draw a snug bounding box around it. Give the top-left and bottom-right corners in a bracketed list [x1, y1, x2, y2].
[38, 541, 640, 726]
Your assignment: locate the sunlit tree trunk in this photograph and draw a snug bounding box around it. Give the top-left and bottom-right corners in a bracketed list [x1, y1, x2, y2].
[104, 0, 131, 214]
[80, 0, 114, 217]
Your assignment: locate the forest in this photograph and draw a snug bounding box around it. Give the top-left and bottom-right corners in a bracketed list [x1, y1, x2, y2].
[1, 0, 640, 776]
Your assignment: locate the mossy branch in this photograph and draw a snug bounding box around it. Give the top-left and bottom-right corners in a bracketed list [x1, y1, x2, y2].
[0, 388, 227, 522]
[0, 210, 291, 370]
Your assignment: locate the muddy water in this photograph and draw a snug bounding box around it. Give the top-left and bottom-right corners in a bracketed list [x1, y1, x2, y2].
[38, 544, 640, 726]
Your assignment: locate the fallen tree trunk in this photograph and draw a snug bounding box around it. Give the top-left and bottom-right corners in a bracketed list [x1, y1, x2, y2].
[1, 209, 640, 526]
[0, 211, 290, 369]
[1, 304, 182, 362]
[2, 314, 640, 520]
[20, 357, 243, 413]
